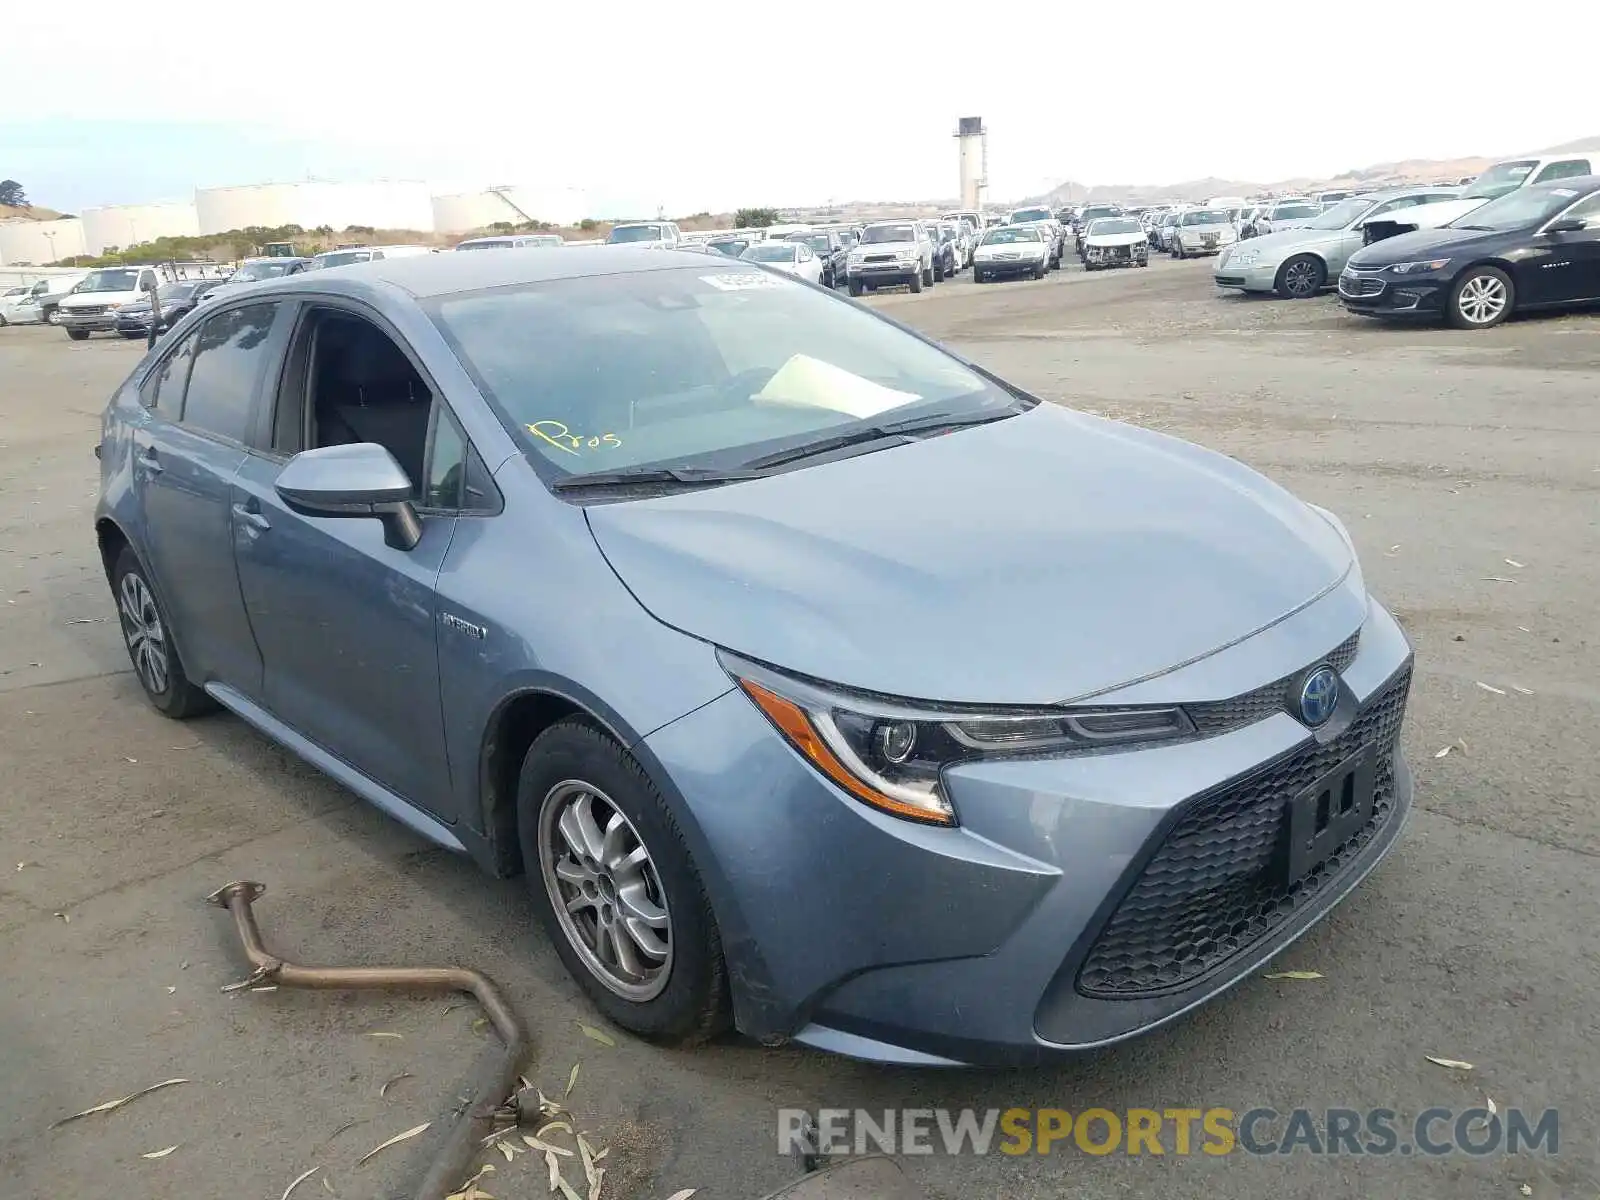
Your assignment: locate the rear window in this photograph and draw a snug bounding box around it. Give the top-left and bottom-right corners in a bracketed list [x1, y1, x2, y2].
[178, 303, 280, 443]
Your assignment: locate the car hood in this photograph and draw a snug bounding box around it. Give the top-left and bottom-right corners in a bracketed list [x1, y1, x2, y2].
[1086, 232, 1147, 247]
[1227, 226, 1344, 259]
[1346, 225, 1503, 269]
[585, 405, 1354, 705]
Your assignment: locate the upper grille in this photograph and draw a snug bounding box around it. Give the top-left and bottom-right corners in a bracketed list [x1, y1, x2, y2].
[1340, 274, 1385, 298]
[1076, 663, 1410, 1000]
[1187, 629, 1360, 737]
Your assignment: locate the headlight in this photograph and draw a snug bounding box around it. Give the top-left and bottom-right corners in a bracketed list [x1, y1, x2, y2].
[1388, 258, 1450, 274]
[725, 653, 1195, 826]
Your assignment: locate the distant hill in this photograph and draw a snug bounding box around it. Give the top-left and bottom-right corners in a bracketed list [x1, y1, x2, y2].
[1030, 135, 1600, 206]
[0, 204, 66, 221]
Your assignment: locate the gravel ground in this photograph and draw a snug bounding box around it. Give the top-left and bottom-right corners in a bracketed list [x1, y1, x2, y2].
[1, 255, 1596, 1200]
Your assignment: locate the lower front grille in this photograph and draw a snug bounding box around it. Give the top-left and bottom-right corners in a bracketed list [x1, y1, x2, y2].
[1076, 663, 1410, 999]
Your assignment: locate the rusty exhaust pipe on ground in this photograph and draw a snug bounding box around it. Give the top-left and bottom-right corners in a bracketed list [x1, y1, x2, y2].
[207, 881, 531, 1200]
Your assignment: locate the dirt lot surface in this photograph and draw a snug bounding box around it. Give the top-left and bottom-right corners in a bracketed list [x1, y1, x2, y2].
[2, 257, 1597, 1200]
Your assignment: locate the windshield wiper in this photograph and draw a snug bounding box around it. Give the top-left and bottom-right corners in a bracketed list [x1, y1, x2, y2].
[551, 464, 762, 493]
[740, 406, 1020, 471]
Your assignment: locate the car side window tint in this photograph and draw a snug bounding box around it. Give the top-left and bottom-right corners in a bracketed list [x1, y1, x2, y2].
[424, 405, 468, 509]
[1533, 159, 1590, 184]
[138, 270, 157, 292]
[1562, 194, 1600, 229]
[140, 332, 197, 416]
[181, 303, 280, 443]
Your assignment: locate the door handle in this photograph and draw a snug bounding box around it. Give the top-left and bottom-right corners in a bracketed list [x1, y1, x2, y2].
[136, 448, 163, 476]
[232, 502, 271, 531]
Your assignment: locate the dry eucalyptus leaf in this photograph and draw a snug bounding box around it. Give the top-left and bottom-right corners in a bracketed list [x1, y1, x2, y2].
[565, 1062, 580, 1098]
[280, 1165, 321, 1200]
[141, 1145, 180, 1159]
[1483, 576, 1517, 584]
[545, 1149, 562, 1192]
[1475, 682, 1507, 695]
[523, 1133, 573, 1157]
[1516, 626, 1531, 633]
[557, 1178, 584, 1200]
[1504, 559, 1525, 569]
[53, 911, 69, 923]
[578, 1133, 597, 1186]
[1263, 970, 1323, 981]
[1511, 685, 1534, 696]
[365, 1031, 403, 1040]
[665, 1191, 698, 1200]
[1455, 739, 1469, 753]
[51, 1078, 191, 1128]
[1519, 1186, 1531, 1196]
[379, 1072, 414, 1098]
[1425, 1056, 1474, 1071]
[472, 1017, 491, 1035]
[592, 1147, 609, 1162]
[1434, 746, 1452, 758]
[588, 1167, 606, 1200]
[578, 1023, 616, 1047]
[443, 1003, 468, 1016]
[165, 986, 177, 994]
[496, 1139, 516, 1162]
[322, 1178, 336, 1195]
[1487, 1096, 1498, 1117]
[356, 1121, 431, 1166]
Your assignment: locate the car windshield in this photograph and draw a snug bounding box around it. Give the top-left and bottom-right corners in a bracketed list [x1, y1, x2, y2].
[1449, 185, 1591, 233]
[77, 269, 140, 292]
[1010, 209, 1051, 223]
[1463, 160, 1538, 200]
[607, 225, 665, 243]
[1271, 203, 1321, 220]
[1082, 207, 1120, 221]
[708, 239, 749, 256]
[231, 261, 295, 281]
[1180, 210, 1230, 226]
[1088, 218, 1141, 235]
[982, 227, 1040, 244]
[317, 251, 371, 268]
[457, 239, 512, 251]
[155, 282, 197, 301]
[1306, 197, 1374, 229]
[794, 235, 832, 252]
[861, 224, 915, 244]
[427, 266, 1015, 479]
[743, 244, 798, 262]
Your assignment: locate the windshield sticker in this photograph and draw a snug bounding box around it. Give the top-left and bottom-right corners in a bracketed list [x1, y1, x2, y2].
[527, 421, 622, 455]
[752, 354, 921, 420]
[701, 272, 788, 291]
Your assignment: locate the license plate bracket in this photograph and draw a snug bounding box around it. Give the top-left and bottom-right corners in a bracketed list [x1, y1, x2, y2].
[1284, 745, 1377, 884]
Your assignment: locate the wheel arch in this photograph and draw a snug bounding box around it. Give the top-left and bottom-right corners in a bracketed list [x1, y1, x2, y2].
[95, 516, 130, 583]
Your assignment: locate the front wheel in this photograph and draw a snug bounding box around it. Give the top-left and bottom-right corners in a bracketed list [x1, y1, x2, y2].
[1032, 263, 1046, 279]
[1448, 266, 1514, 329]
[908, 271, 924, 294]
[848, 279, 864, 297]
[973, 268, 987, 283]
[111, 546, 215, 718]
[45, 308, 62, 325]
[1275, 254, 1325, 299]
[921, 265, 934, 287]
[66, 328, 90, 340]
[933, 258, 945, 283]
[519, 720, 730, 1044]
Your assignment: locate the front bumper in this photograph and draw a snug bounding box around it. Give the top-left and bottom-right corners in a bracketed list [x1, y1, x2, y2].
[1213, 257, 1280, 291]
[1178, 237, 1232, 257]
[645, 591, 1414, 1065]
[1084, 245, 1147, 267]
[848, 259, 922, 285]
[1338, 268, 1448, 318]
[57, 309, 122, 331]
[974, 254, 1044, 276]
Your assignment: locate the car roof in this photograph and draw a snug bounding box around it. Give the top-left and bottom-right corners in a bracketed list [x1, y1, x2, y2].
[234, 246, 751, 300]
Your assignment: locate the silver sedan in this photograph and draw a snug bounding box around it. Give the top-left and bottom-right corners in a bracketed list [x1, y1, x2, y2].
[1213, 188, 1464, 299]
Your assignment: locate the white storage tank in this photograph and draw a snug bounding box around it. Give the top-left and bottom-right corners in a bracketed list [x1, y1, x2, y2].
[81, 203, 199, 255]
[0, 217, 88, 266]
[431, 187, 589, 233]
[195, 181, 435, 235]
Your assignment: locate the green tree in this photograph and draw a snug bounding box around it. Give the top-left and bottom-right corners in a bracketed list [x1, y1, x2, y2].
[0, 179, 26, 207]
[578, 218, 597, 232]
[734, 207, 780, 229]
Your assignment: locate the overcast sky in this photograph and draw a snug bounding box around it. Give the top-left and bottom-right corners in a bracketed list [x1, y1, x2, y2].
[3, 1, 1596, 216]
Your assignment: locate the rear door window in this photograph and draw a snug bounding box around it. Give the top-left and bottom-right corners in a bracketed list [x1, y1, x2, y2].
[140, 332, 197, 417]
[180, 303, 281, 443]
[1533, 159, 1591, 184]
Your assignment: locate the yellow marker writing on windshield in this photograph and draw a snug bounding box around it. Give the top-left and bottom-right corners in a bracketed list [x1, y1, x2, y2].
[527, 421, 622, 454]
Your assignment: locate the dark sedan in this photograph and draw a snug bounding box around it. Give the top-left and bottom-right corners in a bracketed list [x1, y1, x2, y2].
[786, 230, 848, 287]
[113, 279, 229, 338]
[1339, 176, 1600, 329]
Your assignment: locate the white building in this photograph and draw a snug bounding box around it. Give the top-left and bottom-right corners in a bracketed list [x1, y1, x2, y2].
[80, 203, 200, 256]
[195, 181, 435, 235]
[0, 217, 88, 266]
[431, 186, 590, 233]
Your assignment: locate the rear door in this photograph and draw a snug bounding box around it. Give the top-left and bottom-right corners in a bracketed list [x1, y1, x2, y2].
[1531, 193, 1600, 306]
[129, 301, 291, 694]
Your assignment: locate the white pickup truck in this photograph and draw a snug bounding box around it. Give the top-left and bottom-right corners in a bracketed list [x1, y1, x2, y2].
[55, 263, 225, 340]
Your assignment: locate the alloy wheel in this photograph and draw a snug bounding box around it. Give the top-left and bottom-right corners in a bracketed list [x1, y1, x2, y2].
[1456, 274, 1508, 325]
[1283, 258, 1321, 298]
[538, 781, 673, 1001]
[118, 571, 170, 695]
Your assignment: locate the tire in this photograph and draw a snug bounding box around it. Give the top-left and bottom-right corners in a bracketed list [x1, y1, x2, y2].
[1032, 263, 1046, 280]
[45, 308, 62, 326]
[517, 719, 730, 1044]
[933, 258, 945, 283]
[67, 328, 90, 340]
[1447, 266, 1514, 329]
[848, 279, 864, 297]
[908, 271, 923, 294]
[111, 546, 215, 718]
[921, 265, 934, 287]
[973, 268, 987, 283]
[1275, 254, 1326, 299]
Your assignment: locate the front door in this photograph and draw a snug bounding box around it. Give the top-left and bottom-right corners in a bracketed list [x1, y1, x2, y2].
[1528, 194, 1600, 306]
[231, 454, 458, 817]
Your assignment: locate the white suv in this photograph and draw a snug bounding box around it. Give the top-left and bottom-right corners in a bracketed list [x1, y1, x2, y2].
[604, 222, 683, 249]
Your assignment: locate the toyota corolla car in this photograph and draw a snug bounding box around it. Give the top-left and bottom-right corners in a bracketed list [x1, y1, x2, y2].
[95, 248, 1414, 1066]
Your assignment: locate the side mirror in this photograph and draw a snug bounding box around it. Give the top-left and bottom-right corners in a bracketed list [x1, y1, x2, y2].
[1544, 217, 1584, 234]
[274, 443, 423, 551]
